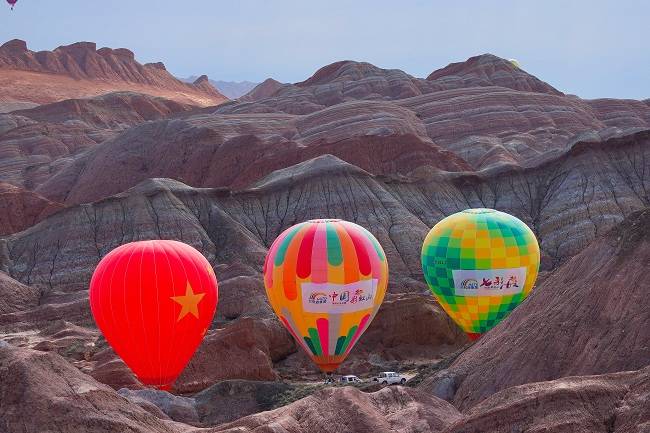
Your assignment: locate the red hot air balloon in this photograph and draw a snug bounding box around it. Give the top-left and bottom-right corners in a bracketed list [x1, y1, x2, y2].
[7, 0, 17, 10]
[89, 240, 218, 390]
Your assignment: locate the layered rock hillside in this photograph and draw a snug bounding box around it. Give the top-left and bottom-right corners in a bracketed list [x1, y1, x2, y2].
[418, 208, 650, 409]
[2, 343, 648, 432]
[0, 345, 180, 433]
[426, 53, 563, 95]
[1, 48, 649, 432]
[7, 129, 648, 287]
[26, 57, 649, 210]
[0, 92, 195, 192]
[0, 182, 63, 235]
[0, 39, 227, 106]
[239, 78, 285, 102]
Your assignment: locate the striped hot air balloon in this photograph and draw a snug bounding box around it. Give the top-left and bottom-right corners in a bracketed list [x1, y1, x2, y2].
[264, 219, 388, 372]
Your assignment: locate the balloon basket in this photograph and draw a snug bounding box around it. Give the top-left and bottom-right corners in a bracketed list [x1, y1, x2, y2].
[154, 384, 173, 392]
[317, 363, 340, 373]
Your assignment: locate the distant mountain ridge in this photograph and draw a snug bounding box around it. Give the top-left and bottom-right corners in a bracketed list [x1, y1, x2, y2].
[0, 39, 227, 106]
[181, 76, 258, 99]
[216, 54, 564, 116]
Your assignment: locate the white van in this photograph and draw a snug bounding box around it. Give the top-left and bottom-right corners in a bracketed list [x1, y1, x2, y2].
[374, 372, 406, 385]
[339, 375, 362, 383]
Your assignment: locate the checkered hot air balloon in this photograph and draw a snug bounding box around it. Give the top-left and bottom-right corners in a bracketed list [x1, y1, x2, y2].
[421, 209, 540, 340]
[264, 219, 388, 373]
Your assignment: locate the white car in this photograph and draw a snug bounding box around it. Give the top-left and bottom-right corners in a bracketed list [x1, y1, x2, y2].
[374, 372, 407, 385]
[339, 375, 362, 383]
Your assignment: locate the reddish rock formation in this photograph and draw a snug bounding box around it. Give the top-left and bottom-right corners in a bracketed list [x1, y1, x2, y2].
[0, 182, 63, 235]
[446, 367, 650, 433]
[214, 55, 649, 171]
[296, 60, 429, 99]
[0, 101, 38, 113]
[0, 92, 194, 189]
[191, 380, 300, 426]
[356, 293, 467, 362]
[1, 341, 648, 433]
[0, 39, 227, 106]
[3, 52, 649, 203]
[34, 108, 470, 205]
[3, 128, 644, 302]
[175, 318, 294, 393]
[89, 346, 144, 390]
[205, 368, 650, 432]
[0, 271, 40, 315]
[240, 78, 285, 102]
[0, 344, 179, 433]
[3, 129, 650, 318]
[118, 388, 198, 424]
[419, 208, 650, 410]
[12, 91, 193, 129]
[217, 60, 434, 115]
[191, 75, 219, 95]
[217, 54, 571, 118]
[426, 53, 563, 95]
[206, 385, 462, 433]
[32, 320, 98, 361]
[0, 296, 93, 331]
[394, 86, 640, 169]
[121, 380, 309, 426]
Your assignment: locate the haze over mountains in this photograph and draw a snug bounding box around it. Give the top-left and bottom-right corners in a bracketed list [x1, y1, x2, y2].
[0, 39, 648, 432]
[180, 77, 260, 99]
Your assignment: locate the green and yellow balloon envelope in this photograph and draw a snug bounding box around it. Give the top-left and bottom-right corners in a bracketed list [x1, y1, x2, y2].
[421, 209, 540, 340]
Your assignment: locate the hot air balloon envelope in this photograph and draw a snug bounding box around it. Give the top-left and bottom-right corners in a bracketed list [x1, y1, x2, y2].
[264, 219, 388, 372]
[89, 240, 218, 389]
[421, 209, 539, 340]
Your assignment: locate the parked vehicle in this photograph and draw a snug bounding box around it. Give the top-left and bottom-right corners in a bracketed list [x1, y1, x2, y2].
[339, 375, 362, 383]
[373, 372, 407, 385]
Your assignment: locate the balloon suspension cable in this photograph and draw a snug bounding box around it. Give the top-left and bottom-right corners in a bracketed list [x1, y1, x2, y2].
[156, 383, 172, 392]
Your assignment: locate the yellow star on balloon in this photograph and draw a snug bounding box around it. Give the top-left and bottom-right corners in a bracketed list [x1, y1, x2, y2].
[170, 282, 205, 321]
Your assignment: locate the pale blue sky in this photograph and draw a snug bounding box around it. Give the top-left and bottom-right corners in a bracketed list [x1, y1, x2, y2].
[1, 0, 647, 99]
